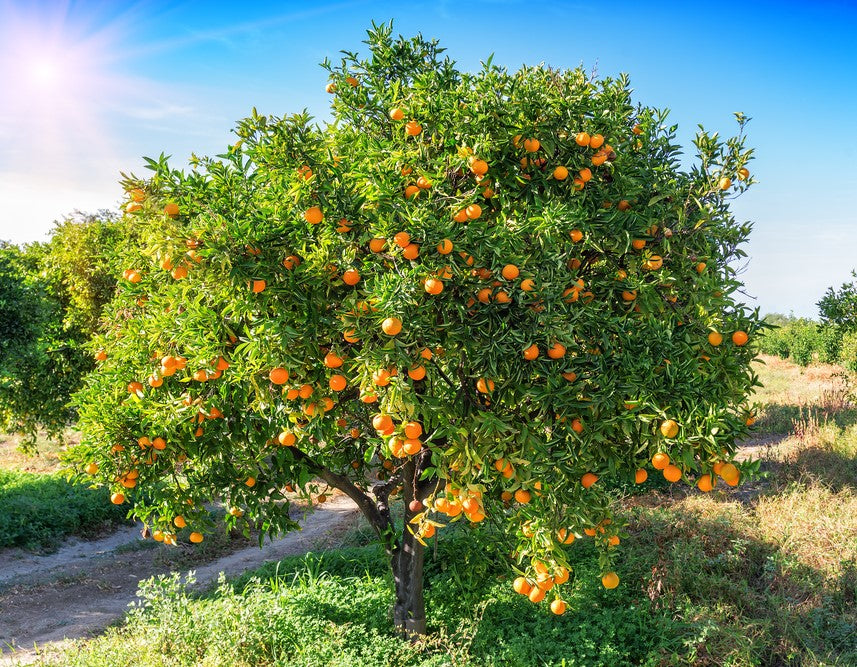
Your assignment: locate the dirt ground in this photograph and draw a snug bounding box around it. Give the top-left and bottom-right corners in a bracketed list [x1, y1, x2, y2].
[0, 495, 359, 664]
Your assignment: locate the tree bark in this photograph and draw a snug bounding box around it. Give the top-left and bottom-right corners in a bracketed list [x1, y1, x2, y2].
[392, 523, 426, 637]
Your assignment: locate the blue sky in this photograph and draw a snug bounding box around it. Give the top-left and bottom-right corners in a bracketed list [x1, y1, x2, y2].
[0, 0, 855, 317]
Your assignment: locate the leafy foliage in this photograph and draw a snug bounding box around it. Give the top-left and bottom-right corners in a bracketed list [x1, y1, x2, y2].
[0, 212, 127, 444]
[818, 270, 857, 331]
[68, 22, 760, 616]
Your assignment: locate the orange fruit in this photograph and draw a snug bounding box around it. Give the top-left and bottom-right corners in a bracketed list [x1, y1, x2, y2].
[394, 231, 411, 248]
[405, 121, 422, 136]
[304, 206, 323, 224]
[329, 374, 347, 392]
[697, 474, 716, 492]
[465, 204, 482, 220]
[269, 367, 290, 385]
[621, 290, 637, 302]
[514, 488, 531, 504]
[125, 202, 142, 213]
[85, 462, 99, 475]
[417, 175, 432, 189]
[556, 528, 575, 545]
[476, 377, 495, 393]
[588, 134, 604, 149]
[601, 572, 620, 589]
[189, 532, 204, 544]
[342, 269, 360, 285]
[660, 419, 679, 438]
[523, 138, 540, 152]
[575, 132, 590, 146]
[732, 331, 749, 346]
[163, 202, 180, 216]
[424, 278, 443, 295]
[345, 75, 358, 87]
[578, 167, 592, 182]
[278, 431, 296, 446]
[708, 331, 723, 346]
[520, 278, 535, 292]
[343, 330, 360, 343]
[553, 165, 569, 180]
[651, 452, 670, 470]
[152, 437, 166, 451]
[372, 414, 394, 434]
[373, 368, 391, 386]
[513, 577, 532, 595]
[571, 419, 584, 433]
[635, 468, 648, 484]
[403, 438, 422, 455]
[581, 472, 598, 489]
[283, 254, 301, 269]
[252, 279, 266, 293]
[437, 239, 453, 254]
[718, 177, 732, 190]
[618, 200, 631, 211]
[572, 178, 585, 191]
[737, 167, 750, 180]
[569, 229, 584, 243]
[528, 586, 546, 603]
[369, 238, 386, 253]
[111, 492, 125, 505]
[299, 384, 313, 399]
[404, 185, 420, 199]
[561, 371, 577, 382]
[523, 344, 539, 360]
[408, 364, 427, 380]
[663, 464, 682, 482]
[696, 262, 707, 274]
[381, 317, 402, 336]
[324, 352, 343, 369]
[469, 158, 489, 175]
[591, 151, 607, 166]
[550, 599, 567, 615]
[718, 463, 739, 483]
[547, 342, 566, 359]
[501, 264, 519, 280]
[631, 239, 646, 250]
[389, 107, 404, 121]
[402, 243, 420, 260]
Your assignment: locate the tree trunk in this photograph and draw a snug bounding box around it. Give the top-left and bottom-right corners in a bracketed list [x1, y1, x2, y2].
[392, 522, 426, 637]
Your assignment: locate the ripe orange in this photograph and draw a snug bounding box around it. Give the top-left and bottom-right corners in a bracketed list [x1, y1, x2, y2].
[581, 472, 598, 489]
[708, 331, 723, 346]
[553, 166, 569, 180]
[501, 264, 519, 280]
[523, 344, 539, 360]
[660, 419, 679, 438]
[111, 492, 125, 505]
[575, 132, 590, 146]
[696, 262, 707, 274]
[304, 206, 323, 224]
[523, 138, 540, 152]
[404, 185, 420, 199]
[622, 290, 637, 302]
[697, 474, 716, 492]
[476, 377, 495, 393]
[588, 134, 604, 149]
[329, 374, 347, 392]
[408, 364, 427, 380]
[561, 371, 577, 382]
[618, 200, 631, 211]
[403, 438, 422, 455]
[569, 229, 584, 243]
[424, 278, 443, 295]
[163, 202, 179, 217]
[550, 599, 567, 615]
[278, 431, 296, 446]
[189, 532, 204, 544]
[470, 158, 489, 175]
[718, 463, 739, 483]
[373, 368, 391, 387]
[601, 572, 620, 589]
[572, 178, 585, 191]
[269, 367, 290, 385]
[514, 488, 531, 504]
[631, 239, 646, 250]
[556, 528, 575, 545]
[417, 175, 432, 189]
[578, 167, 592, 182]
[547, 342, 566, 359]
[528, 586, 546, 603]
[342, 269, 360, 285]
[389, 107, 404, 121]
[663, 464, 682, 482]
[373, 414, 394, 434]
[324, 352, 343, 369]
[465, 204, 482, 220]
[405, 121, 422, 136]
[394, 231, 411, 248]
[403, 243, 420, 260]
[571, 419, 584, 433]
[513, 577, 532, 595]
[737, 167, 750, 180]
[651, 452, 670, 470]
[369, 238, 386, 253]
[252, 279, 266, 293]
[718, 177, 732, 190]
[437, 239, 453, 254]
[382, 317, 402, 336]
[85, 462, 99, 475]
[732, 330, 749, 346]
[152, 437, 166, 451]
[635, 468, 648, 484]
[591, 151, 607, 166]
[299, 384, 314, 399]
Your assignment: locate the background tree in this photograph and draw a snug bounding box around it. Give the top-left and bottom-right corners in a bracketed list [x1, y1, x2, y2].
[0, 211, 127, 445]
[68, 23, 759, 635]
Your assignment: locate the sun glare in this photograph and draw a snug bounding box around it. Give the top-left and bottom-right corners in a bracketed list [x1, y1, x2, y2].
[28, 57, 61, 88]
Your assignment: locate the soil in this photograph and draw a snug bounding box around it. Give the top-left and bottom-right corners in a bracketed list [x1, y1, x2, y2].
[0, 495, 359, 664]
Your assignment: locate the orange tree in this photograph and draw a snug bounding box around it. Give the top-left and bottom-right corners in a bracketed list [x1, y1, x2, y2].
[69, 23, 760, 635]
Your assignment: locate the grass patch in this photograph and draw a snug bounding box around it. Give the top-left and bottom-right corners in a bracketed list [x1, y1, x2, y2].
[0, 431, 74, 474]
[0, 469, 128, 552]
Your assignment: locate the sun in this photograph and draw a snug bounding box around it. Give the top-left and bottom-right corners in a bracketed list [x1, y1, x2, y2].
[28, 56, 61, 88]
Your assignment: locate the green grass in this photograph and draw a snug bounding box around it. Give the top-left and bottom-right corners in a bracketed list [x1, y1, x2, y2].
[0, 469, 129, 551]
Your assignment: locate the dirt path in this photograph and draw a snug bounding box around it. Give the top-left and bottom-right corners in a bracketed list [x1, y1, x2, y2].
[0, 495, 358, 663]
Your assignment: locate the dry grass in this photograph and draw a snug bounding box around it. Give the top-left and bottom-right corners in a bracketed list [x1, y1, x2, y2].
[0, 432, 77, 474]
